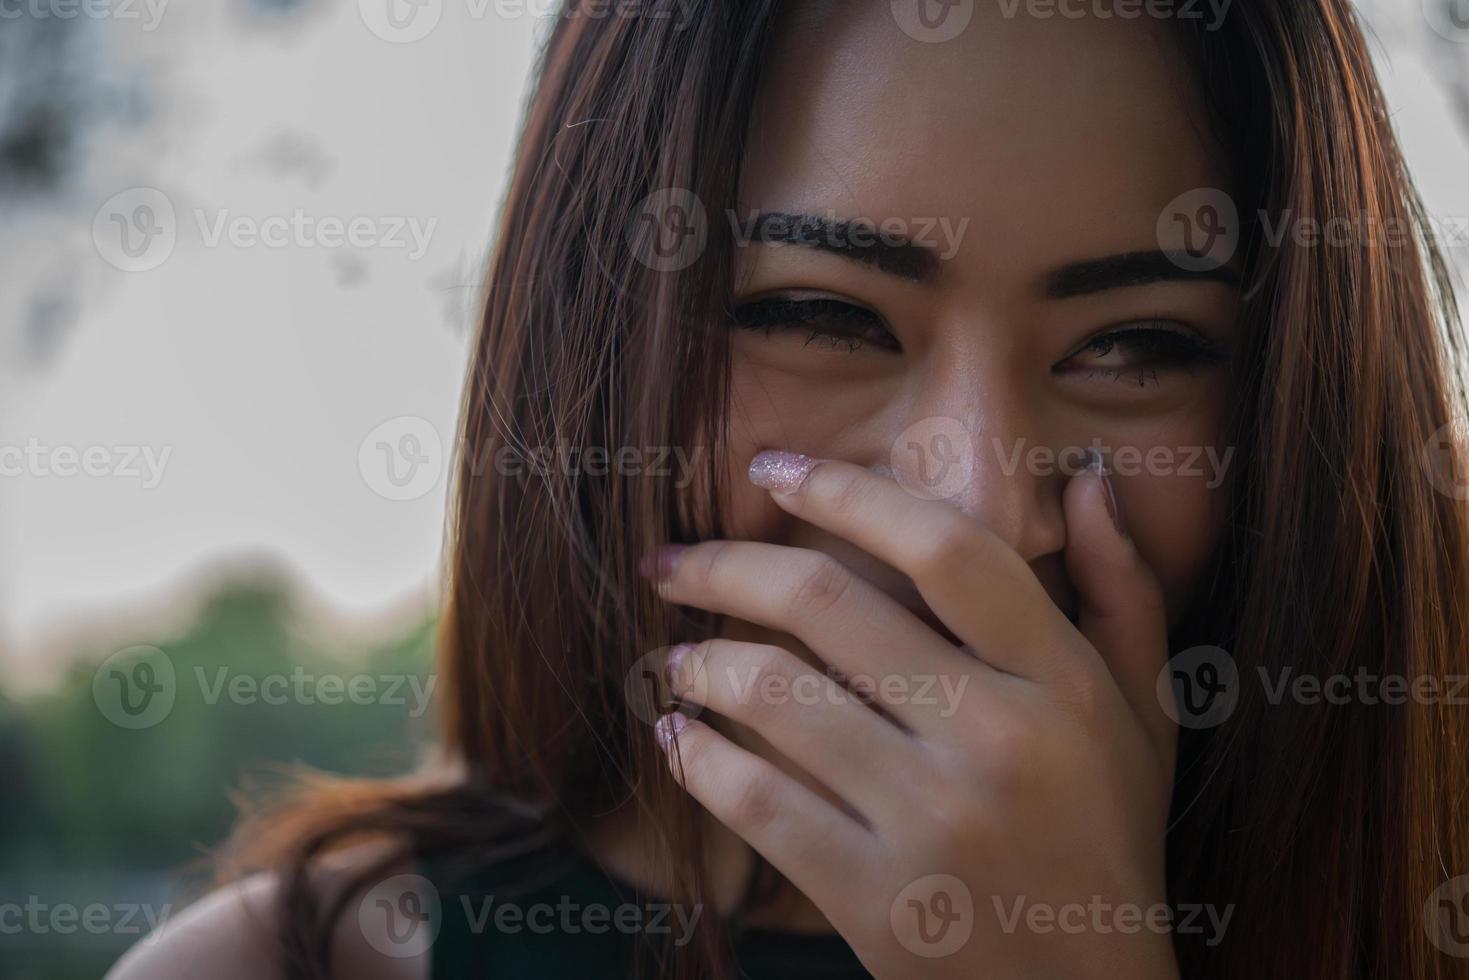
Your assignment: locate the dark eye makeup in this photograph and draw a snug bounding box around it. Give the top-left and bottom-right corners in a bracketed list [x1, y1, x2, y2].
[1054, 320, 1229, 387]
[731, 296, 901, 353]
[731, 295, 1227, 387]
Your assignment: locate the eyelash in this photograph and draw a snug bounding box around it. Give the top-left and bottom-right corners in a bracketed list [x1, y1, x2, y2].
[732, 297, 901, 353]
[731, 296, 1225, 385]
[1057, 321, 1228, 386]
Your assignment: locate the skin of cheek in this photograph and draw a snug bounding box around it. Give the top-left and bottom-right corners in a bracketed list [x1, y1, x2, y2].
[719, 357, 880, 537]
[713, 346, 879, 652]
[1087, 372, 1235, 623]
[1106, 445, 1230, 623]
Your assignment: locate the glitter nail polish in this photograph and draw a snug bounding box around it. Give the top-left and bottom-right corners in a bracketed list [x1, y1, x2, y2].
[748, 450, 817, 494]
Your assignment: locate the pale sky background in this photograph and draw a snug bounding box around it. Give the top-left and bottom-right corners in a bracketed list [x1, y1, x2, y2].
[1, 0, 1467, 687]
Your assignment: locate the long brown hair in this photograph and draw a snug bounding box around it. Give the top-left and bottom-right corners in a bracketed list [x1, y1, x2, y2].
[223, 2, 1469, 977]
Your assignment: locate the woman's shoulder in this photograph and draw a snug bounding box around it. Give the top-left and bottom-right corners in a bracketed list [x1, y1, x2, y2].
[106, 843, 433, 980]
[105, 779, 571, 980]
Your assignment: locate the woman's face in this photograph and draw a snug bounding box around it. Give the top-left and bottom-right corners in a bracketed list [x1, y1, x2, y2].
[719, 2, 1239, 631]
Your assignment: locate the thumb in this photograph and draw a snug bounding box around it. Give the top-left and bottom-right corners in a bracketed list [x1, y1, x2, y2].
[1062, 450, 1176, 772]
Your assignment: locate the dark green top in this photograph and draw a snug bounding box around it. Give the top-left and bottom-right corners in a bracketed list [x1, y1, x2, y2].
[422, 842, 873, 979]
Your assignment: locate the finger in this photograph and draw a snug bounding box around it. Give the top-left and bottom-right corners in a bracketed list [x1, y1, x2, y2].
[667, 639, 927, 821]
[749, 451, 1070, 680]
[655, 713, 877, 920]
[1061, 453, 1176, 771]
[644, 540, 991, 735]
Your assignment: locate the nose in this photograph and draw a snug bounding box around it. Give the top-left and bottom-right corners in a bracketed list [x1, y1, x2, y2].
[884, 366, 1068, 566]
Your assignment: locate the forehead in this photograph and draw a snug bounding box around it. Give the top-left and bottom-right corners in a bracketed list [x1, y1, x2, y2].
[739, 1, 1226, 287]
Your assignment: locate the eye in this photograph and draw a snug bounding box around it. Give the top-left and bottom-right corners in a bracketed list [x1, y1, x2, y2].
[1055, 319, 1226, 387]
[731, 296, 901, 353]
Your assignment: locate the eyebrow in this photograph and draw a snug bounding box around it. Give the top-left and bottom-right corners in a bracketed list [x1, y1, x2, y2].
[1043, 251, 1240, 299]
[741, 214, 1240, 297]
[742, 211, 940, 282]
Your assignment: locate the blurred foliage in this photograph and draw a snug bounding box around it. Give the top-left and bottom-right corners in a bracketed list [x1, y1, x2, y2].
[0, 574, 439, 979]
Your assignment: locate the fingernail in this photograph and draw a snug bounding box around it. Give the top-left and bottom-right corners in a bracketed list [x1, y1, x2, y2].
[749, 450, 817, 494]
[638, 544, 688, 580]
[1086, 448, 1126, 538]
[654, 712, 689, 750]
[664, 642, 695, 687]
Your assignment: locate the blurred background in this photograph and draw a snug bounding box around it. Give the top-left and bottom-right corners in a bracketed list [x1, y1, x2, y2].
[0, 1, 1466, 976]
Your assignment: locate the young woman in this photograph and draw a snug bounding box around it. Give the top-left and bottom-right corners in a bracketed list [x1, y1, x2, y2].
[112, 1, 1469, 977]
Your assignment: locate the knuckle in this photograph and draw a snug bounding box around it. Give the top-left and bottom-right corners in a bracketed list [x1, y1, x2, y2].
[1057, 658, 1104, 714]
[784, 555, 853, 617]
[911, 515, 987, 579]
[1053, 661, 1109, 729]
[915, 746, 985, 845]
[729, 769, 783, 833]
[924, 781, 987, 852]
[816, 466, 875, 516]
[688, 541, 728, 592]
[908, 746, 953, 802]
[971, 711, 1039, 796]
[787, 816, 846, 875]
[1136, 580, 1169, 623]
[738, 645, 794, 711]
[1107, 551, 1168, 622]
